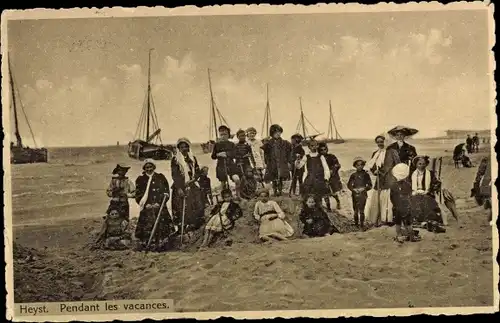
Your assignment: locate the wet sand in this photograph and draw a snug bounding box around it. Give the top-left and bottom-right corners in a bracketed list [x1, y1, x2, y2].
[10, 141, 495, 310]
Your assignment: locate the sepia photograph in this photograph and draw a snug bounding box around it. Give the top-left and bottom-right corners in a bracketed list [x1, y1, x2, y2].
[3, 2, 498, 320]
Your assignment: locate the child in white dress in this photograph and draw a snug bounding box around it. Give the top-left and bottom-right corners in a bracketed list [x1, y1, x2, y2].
[253, 188, 294, 242]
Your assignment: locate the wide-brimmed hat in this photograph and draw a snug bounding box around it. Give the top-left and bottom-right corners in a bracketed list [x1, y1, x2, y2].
[112, 163, 131, 175]
[257, 187, 270, 197]
[269, 124, 283, 136]
[387, 126, 419, 138]
[353, 157, 366, 167]
[176, 137, 191, 148]
[142, 158, 156, 170]
[392, 163, 410, 181]
[412, 155, 430, 167]
[374, 134, 386, 142]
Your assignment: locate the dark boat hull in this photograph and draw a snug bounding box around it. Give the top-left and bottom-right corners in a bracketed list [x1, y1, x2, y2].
[11, 147, 48, 164]
[128, 140, 175, 161]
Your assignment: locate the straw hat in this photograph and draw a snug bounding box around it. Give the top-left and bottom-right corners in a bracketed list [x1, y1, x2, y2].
[392, 163, 410, 181]
[352, 156, 366, 167]
[411, 155, 430, 167]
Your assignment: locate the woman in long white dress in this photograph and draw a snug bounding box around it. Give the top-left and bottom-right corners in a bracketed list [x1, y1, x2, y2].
[365, 135, 401, 226]
[253, 188, 294, 242]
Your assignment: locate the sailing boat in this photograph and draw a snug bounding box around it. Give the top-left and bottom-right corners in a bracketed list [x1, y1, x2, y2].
[9, 58, 48, 164]
[322, 100, 345, 144]
[128, 49, 175, 161]
[200, 68, 232, 154]
[260, 83, 272, 138]
[295, 97, 323, 146]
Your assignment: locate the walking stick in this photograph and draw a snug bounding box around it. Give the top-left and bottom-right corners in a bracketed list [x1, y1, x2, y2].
[146, 193, 169, 253]
[376, 167, 382, 226]
[180, 196, 187, 245]
[438, 157, 443, 204]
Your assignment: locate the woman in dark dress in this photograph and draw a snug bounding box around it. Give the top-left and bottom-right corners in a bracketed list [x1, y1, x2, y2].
[134, 159, 174, 251]
[386, 126, 418, 175]
[171, 137, 206, 234]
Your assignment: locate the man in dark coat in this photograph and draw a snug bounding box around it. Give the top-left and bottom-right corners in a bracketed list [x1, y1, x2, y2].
[261, 124, 293, 196]
[135, 159, 174, 251]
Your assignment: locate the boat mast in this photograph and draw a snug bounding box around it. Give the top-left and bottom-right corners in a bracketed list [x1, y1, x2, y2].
[329, 100, 342, 140]
[263, 83, 272, 137]
[145, 49, 153, 141]
[9, 59, 22, 148]
[208, 68, 218, 140]
[328, 100, 334, 140]
[299, 97, 307, 138]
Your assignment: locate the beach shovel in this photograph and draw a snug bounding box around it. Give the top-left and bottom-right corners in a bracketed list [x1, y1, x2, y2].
[145, 193, 169, 253]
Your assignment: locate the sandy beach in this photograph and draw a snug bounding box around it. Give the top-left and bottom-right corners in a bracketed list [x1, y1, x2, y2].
[11, 140, 495, 311]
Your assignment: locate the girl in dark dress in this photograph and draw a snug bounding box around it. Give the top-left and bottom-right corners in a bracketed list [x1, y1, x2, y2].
[198, 166, 213, 206]
[134, 159, 174, 251]
[211, 125, 240, 194]
[294, 139, 331, 204]
[261, 124, 293, 196]
[318, 142, 342, 211]
[299, 195, 336, 237]
[171, 138, 206, 234]
[410, 155, 442, 224]
[289, 134, 306, 196]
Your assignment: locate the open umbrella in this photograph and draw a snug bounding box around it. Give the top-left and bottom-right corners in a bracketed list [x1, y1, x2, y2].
[387, 125, 419, 138]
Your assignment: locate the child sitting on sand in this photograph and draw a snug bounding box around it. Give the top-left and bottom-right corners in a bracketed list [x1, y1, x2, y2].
[347, 157, 373, 230]
[253, 188, 294, 242]
[199, 188, 243, 249]
[198, 166, 213, 206]
[240, 166, 258, 200]
[94, 208, 132, 250]
[299, 194, 337, 237]
[390, 163, 421, 243]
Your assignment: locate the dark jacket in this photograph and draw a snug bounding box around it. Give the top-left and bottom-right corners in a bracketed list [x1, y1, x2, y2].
[347, 170, 373, 195]
[135, 172, 170, 207]
[387, 142, 417, 166]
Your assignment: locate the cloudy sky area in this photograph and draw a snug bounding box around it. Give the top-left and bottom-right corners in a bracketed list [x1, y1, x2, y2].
[7, 9, 492, 147]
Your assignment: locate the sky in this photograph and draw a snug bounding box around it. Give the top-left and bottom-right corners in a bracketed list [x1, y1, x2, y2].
[6, 9, 493, 147]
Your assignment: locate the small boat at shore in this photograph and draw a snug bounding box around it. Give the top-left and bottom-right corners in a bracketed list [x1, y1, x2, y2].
[8, 58, 48, 165]
[295, 97, 323, 146]
[320, 100, 345, 144]
[128, 49, 175, 161]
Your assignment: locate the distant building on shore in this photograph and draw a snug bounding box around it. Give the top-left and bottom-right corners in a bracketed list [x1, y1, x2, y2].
[444, 129, 491, 140]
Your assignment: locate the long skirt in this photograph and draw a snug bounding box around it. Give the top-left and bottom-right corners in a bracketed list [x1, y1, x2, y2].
[171, 185, 206, 231]
[366, 189, 393, 224]
[302, 175, 330, 198]
[303, 217, 332, 237]
[258, 214, 294, 239]
[134, 207, 173, 244]
[410, 195, 442, 224]
[328, 174, 343, 194]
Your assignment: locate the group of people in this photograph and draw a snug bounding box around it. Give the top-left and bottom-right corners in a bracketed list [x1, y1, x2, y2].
[95, 124, 453, 250]
[466, 133, 481, 154]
